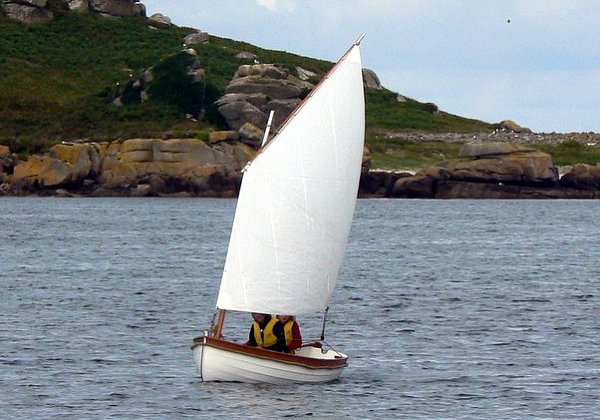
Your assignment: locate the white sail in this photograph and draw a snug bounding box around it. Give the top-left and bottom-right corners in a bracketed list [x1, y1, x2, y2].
[216, 43, 365, 315]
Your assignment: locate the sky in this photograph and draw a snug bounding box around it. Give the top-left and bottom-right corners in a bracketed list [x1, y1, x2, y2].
[142, 0, 599, 133]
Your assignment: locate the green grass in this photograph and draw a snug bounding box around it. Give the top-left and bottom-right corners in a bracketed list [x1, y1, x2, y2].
[536, 141, 600, 166]
[0, 12, 496, 156]
[365, 89, 490, 133]
[0, 13, 195, 147]
[195, 36, 332, 89]
[367, 137, 464, 170]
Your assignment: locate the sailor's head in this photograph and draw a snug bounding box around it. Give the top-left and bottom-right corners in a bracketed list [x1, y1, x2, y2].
[277, 315, 293, 323]
[251, 312, 267, 322]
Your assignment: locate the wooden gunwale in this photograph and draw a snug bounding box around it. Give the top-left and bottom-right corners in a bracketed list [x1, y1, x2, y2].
[192, 336, 348, 370]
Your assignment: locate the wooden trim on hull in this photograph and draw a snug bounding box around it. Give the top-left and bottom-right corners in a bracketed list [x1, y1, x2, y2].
[192, 336, 348, 370]
[192, 335, 348, 383]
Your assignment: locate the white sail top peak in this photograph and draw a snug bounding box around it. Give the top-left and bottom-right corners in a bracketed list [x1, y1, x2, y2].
[247, 37, 365, 167]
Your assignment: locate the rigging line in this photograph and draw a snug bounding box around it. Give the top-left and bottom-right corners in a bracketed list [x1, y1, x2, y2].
[321, 340, 345, 358]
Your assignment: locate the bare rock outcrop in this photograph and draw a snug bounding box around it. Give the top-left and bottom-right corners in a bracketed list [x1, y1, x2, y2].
[359, 170, 412, 198]
[451, 143, 558, 185]
[393, 167, 451, 198]
[88, 0, 145, 17]
[498, 119, 532, 133]
[208, 130, 239, 144]
[559, 164, 600, 190]
[392, 143, 560, 198]
[98, 138, 254, 195]
[458, 143, 535, 157]
[360, 138, 599, 198]
[12, 156, 72, 187]
[52, 142, 102, 180]
[0, 145, 15, 175]
[236, 52, 257, 61]
[362, 68, 382, 90]
[5, 138, 255, 196]
[183, 31, 209, 45]
[65, 0, 89, 12]
[216, 63, 385, 151]
[0, 0, 145, 23]
[148, 12, 171, 28]
[217, 63, 312, 146]
[296, 66, 316, 81]
[0, 0, 53, 23]
[12, 143, 101, 188]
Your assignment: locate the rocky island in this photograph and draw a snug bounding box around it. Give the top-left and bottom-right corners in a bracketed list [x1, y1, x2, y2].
[0, 0, 598, 198]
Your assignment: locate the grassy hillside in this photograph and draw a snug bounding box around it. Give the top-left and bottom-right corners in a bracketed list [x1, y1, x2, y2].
[0, 13, 197, 152]
[0, 12, 492, 158]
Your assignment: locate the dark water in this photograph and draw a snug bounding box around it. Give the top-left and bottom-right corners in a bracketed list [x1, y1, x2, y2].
[1, 198, 598, 419]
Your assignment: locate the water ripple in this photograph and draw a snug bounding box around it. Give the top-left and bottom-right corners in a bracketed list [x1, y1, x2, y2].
[1, 198, 599, 418]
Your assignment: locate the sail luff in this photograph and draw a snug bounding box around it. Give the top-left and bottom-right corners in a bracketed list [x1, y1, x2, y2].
[216, 42, 365, 315]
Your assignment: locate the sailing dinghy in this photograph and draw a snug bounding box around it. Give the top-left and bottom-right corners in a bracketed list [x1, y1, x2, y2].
[192, 35, 366, 384]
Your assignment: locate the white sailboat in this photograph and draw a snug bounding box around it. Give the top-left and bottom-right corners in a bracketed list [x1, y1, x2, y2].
[192, 35, 366, 384]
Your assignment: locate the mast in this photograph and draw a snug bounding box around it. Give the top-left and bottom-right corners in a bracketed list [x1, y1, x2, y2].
[320, 307, 329, 340]
[213, 309, 226, 339]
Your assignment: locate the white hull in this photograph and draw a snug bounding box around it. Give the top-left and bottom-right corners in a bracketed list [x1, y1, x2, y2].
[192, 336, 347, 384]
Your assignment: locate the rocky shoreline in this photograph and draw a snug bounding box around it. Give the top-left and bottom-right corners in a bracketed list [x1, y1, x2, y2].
[1, 135, 599, 199]
[0, 138, 252, 198]
[359, 140, 600, 199]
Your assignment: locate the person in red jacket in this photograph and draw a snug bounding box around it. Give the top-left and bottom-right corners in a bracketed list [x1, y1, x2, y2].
[246, 313, 286, 352]
[277, 315, 303, 353]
